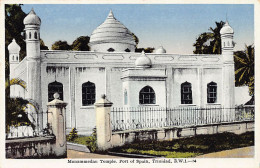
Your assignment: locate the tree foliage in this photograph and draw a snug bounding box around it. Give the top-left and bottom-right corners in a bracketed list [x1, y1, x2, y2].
[71, 36, 90, 51]
[51, 40, 71, 50]
[40, 39, 49, 50]
[193, 21, 225, 54]
[234, 45, 254, 96]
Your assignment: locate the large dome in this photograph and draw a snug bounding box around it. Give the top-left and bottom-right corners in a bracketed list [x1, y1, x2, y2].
[23, 9, 41, 26]
[89, 10, 136, 52]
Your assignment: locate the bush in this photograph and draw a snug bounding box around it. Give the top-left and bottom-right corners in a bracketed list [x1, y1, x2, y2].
[85, 127, 97, 152]
[68, 128, 78, 141]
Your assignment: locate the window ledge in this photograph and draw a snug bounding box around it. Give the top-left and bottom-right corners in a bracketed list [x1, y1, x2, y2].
[138, 104, 159, 107]
[179, 104, 197, 106]
[206, 103, 221, 105]
[80, 106, 95, 109]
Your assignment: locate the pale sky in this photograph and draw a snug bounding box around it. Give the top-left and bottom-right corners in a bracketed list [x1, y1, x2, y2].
[21, 4, 254, 54]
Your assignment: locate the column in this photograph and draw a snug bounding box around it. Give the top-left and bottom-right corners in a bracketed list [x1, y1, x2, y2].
[94, 94, 113, 151]
[47, 93, 67, 157]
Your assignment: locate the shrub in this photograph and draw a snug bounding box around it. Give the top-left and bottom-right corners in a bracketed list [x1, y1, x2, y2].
[85, 127, 97, 152]
[68, 128, 78, 141]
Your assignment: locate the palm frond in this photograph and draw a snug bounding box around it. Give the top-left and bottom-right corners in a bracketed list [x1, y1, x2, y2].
[235, 67, 246, 75]
[238, 70, 247, 83]
[234, 55, 248, 65]
[6, 78, 26, 90]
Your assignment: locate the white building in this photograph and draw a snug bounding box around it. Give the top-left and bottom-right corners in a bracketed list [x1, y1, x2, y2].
[8, 9, 235, 135]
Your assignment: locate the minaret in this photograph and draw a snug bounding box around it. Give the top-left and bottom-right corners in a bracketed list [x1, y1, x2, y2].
[23, 8, 43, 131]
[8, 39, 21, 80]
[220, 21, 235, 121]
[24, 8, 41, 58]
[8, 39, 21, 98]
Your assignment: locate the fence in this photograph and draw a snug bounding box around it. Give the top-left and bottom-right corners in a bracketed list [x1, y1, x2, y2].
[111, 106, 254, 131]
[6, 94, 68, 158]
[6, 111, 51, 139]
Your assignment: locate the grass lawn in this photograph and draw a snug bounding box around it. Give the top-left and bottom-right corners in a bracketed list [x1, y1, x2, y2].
[67, 135, 91, 146]
[109, 131, 254, 158]
[67, 135, 97, 152]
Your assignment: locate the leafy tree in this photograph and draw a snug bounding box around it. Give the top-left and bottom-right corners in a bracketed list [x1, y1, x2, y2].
[234, 45, 254, 98]
[51, 40, 71, 50]
[193, 21, 225, 54]
[71, 36, 90, 51]
[40, 39, 49, 50]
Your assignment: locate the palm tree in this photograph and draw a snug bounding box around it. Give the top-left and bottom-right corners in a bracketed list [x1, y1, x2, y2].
[193, 21, 225, 54]
[234, 45, 254, 104]
[234, 45, 254, 87]
[5, 78, 38, 133]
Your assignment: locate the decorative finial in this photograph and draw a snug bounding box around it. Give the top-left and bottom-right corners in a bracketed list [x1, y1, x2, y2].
[141, 50, 146, 56]
[12, 39, 15, 42]
[53, 92, 60, 99]
[107, 10, 114, 18]
[30, 8, 36, 14]
[101, 94, 106, 99]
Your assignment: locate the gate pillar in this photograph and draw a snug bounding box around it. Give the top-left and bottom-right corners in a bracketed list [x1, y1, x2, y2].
[94, 94, 113, 151]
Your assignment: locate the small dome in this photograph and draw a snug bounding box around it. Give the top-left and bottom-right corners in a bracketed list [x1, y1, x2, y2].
[135, 51, 152, 68]
[23, 8, 41, 25]
[155, 46, 166, 54]
[89, 10, 136, 52]
[8, 39, 21, 54]
[220, 21, 233, 34]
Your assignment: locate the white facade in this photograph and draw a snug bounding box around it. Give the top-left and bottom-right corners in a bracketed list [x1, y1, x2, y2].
[8, 9, 235, 135]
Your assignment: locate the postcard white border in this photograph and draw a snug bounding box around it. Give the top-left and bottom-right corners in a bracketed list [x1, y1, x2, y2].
[0, 0, 259, 168]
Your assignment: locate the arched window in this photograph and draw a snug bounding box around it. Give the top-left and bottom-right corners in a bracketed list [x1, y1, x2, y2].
[125, 48, 130, 52]
[207, 82, 217, 103]
[48, 81, 63, 102]
[181, 82, 192, 104]
[82, 82, 96, 106]
[29, 32, 31, 39]
[139, 86, 156, 104]
[124, 89, 128, 105]
[223, 42, 225, 47]
[16, 56, 18, 61]
[107, 48, 115, 52]
[12, 55, 14, 61]
[34, 32, 37, 39]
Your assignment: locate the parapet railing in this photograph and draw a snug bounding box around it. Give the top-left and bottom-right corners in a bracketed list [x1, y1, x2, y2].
[110, 106, 254, 131]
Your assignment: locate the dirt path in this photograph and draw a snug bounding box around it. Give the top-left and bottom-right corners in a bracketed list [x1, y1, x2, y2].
[67, 150, 124, 158]
[196, 146, 254, 158]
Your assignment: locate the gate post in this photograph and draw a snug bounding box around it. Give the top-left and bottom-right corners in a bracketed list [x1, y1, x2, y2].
[47, 93, 67, 157]
[94, 94, 113, 151]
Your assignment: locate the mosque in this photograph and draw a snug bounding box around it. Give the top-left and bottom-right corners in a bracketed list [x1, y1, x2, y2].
[8, 9, 235, 135]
